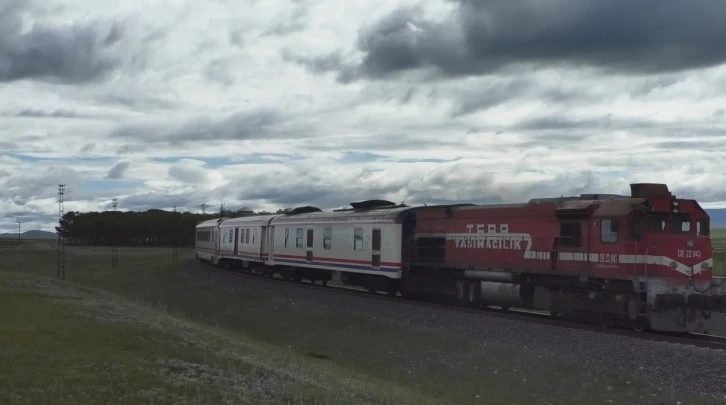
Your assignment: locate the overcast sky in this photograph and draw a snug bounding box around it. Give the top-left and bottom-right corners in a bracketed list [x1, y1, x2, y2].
[2, 0, 726, 232]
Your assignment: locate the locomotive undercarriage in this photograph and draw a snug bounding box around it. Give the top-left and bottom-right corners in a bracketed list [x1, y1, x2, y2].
[402, 266, 717, 333]
[210, 256, 718, 332]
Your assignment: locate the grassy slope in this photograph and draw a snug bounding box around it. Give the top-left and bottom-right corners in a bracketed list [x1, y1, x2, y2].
[0, 271, 433, 405]
[0, 241, 721, 404]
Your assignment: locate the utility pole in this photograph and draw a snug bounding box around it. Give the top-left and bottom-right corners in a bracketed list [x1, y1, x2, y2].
[198, 203, 209, 215]
[16, 220, 20, 244]
[172, 205, 178, 261]
[57, 184, 66, 280]
[111, 198, 118, 269]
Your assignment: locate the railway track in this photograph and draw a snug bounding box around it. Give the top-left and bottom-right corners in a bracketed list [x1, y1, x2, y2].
[202, 261, 726, 351]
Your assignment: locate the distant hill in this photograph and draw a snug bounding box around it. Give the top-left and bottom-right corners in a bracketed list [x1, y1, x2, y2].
[707, 209, 726, 229]
[0, 230, 57, 240]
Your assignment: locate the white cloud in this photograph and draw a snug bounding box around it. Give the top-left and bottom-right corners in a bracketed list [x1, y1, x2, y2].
[1, 0, 726, 232]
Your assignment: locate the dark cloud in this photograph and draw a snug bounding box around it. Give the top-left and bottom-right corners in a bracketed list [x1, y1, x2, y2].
[262, 6, 307, 37]
[280, 49, 347, 75]
[452, 78, 530, 116]
[295, 1, 726, 82]
[205, 58, 235, 85]
[168, 164, 210, 184]
[118, 192, 197, 212]
[0, 141, 18, 150]
[116, 144, 148, 155]
[80, 143, 96, 154]
[0, 0, 125, 84]
[96, 92, 179, 111]
[653, 140, 726, 151]
[229, 30, 244, 48]
[106, 160, 130, 179]
[110, 108, 304, 144]
[16, 108, 79, 118]
[0, 165, 82, 200]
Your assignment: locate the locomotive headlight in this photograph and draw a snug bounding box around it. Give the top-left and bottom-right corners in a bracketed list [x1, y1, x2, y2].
[669, 261, 677, 269]
[701, 262, 710, 270]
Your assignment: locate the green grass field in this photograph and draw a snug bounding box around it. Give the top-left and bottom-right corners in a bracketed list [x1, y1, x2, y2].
[0, 240, 723, 404]
[711, 228, 726, 276]
[0, 271, 431, 404]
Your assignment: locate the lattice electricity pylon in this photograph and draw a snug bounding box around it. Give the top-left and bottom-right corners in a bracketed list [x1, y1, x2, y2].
[111, 198, 119, 269]
[172, 205, 178, 261]
[57, 184, 66, 280]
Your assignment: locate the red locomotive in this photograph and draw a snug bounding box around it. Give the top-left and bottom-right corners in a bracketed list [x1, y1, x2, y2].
[406, 183, 725, 332]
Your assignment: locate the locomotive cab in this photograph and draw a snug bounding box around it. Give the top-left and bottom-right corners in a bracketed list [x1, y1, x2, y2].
[623, 194, 713, 284]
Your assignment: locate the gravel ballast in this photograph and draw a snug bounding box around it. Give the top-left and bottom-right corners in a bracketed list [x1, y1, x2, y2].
[183, 260, 726, 400]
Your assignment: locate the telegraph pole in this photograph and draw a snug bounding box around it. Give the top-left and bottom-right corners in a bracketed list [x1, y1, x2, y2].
[57, 184, 66, 280]
[111, 198, 118, 269]
[172, 205, 178, 261]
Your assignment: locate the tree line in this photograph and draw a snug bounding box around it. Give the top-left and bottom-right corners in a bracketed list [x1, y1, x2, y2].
[55, 208, 293, 247]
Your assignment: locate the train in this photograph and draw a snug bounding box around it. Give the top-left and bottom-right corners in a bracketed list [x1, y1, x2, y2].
[195, 183, 726, 333]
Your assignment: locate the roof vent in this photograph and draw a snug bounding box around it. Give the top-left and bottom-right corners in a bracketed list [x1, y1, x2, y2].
[285, 206, 322, 215]
[349, 199, 398, 210]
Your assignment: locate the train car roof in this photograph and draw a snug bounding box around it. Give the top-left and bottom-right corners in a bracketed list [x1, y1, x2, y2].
[196, 218, 226, 228]
[219, 215, 278, 227]
[270, 205, 418, 225]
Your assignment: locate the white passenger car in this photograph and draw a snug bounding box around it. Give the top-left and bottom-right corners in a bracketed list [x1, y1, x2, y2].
[217, 214, 277, 270]
[195, 218, 223, 263]
[268, 205, 409, 276]
[195, 201, 420, 294]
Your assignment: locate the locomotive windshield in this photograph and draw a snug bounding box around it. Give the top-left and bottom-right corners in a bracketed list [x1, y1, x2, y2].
[636, 213, 709, 236]
[644, 214, 690, 233]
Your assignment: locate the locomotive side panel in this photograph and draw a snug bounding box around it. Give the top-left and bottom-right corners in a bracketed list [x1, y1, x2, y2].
[413, 204, 581, 276]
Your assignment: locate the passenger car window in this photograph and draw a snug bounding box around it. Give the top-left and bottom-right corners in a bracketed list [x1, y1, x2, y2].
[323, 227, 331, 250]
[353, 227, 363, 251]
[296, 228, 303, 248]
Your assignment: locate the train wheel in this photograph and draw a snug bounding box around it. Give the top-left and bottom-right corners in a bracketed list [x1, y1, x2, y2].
[321, 280, 328, 287]
[631, 317, 648, 332]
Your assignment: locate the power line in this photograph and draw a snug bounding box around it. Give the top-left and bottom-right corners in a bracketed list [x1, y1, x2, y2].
[57, 184, 65, 280]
